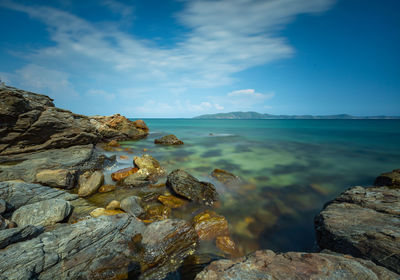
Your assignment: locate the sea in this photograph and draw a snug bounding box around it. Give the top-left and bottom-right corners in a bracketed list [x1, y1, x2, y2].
[93, 119, 400, 275]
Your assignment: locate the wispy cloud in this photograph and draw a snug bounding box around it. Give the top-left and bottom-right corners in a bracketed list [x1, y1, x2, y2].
[0, 0, 335, 116]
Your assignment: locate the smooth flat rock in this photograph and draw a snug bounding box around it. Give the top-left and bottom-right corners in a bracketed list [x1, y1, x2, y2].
[0, 225, 44, 249]
[11, 198, 72, 227]
[211, 169, 240, 186]
[35, 169, 77, 189]
[196, 250, 399, 280]
[315, 186, 400, 274]
[120, 196, 145, 217]
[166, 169, 218, 206]
[78, 170, 104, 197]
[154, 134, 184, 145]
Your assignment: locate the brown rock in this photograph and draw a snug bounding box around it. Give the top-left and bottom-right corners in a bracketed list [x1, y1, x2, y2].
[105, 200, 121, 210]
[35, 169, 77, 189]
[133, 119, 149, 131]
[98, 184, 116, 193]
[144, 204, 171, 221]
[211, 169, 240, 186]
[133, 154, 166, 179]
[154, 134, 184, 145]
[107, 139, 120, 147]
[374, 169, 400, 188]
[89, 208, 124, 218]
[216, 236, 240, 257]
[158, 194, 187, 209]
[111, 167, 138, 182]
[193, 210, 229, 241]
[78, 170, 104, 197]
[119, 155, 129, 160]
[195, 250, 399, 280]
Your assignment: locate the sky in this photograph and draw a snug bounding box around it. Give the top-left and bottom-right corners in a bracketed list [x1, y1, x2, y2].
[0, 0, 399, 118]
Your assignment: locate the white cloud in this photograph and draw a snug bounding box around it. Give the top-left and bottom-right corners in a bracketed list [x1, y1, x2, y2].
[228, 89, 274, 99]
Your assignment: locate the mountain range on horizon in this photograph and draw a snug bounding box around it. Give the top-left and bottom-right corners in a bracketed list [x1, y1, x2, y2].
[193, 111, 400, 120]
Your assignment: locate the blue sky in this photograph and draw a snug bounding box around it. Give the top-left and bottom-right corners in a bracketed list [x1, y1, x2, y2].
[0, 0, 399, 117]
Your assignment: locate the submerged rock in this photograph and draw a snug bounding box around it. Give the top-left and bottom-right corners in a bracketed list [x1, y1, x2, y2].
[141, 219, 198, 280]
[0, 225, 44, 249]
[193, 210, 229, 241]
[78, 170, 104, 197]
[107, 139, 120, 147]
[216, 236, 240, 257]
[11, 198, 72, 227]
[35, 168, 77, 189]
[120, 196, 145, 217]
[143, 204, 171, 221]
[158, 194, 187, 209]
[374, 169, 400, 188]
[315, 185, 400, 274]
[98, 184, 116, 193]
[166, 169, 218, 205]
[111, 167, 138, 182]
[211, 169, 240, 186]
[154, 134, 184, 145]
[195, 250, 399, 280]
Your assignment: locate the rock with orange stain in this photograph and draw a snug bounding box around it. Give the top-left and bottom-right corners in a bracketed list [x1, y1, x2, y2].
[89, 208, 124, 218]
[133, 119, 149, 132]
[193, 210, 229, 241]
[119, 155, 129, 160]
[98, 184, 116, 193]
[107, 140, 120, 147]
[143, 148, 148, 152]
[216, 236, 241, 257]
[158, 194, 187, 209]
[111, 167, 138, 182]
[144, 204, 171, 221]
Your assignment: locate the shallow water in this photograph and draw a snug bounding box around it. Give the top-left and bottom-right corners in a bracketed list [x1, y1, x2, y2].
[93, 119, 400, 270]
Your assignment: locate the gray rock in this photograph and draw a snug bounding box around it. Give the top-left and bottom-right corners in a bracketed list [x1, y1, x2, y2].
[375, 169, 400, 188]
[195, 250, 399, 280]
[120, 196, 145, 217]
[121, 169, 151, 187]
[315, 185, 400, 274]
[11, 198, 72, 227]
[0, 215, 6, 230]
[0, 225, 44, 249]
[0, 198, 6, 214]
[154, 134, 184, 145]
[35, 169, 77, 189]
[141, 219, 198, 280]
[166, 169, 218, 206]
[78, 170, 104, 197]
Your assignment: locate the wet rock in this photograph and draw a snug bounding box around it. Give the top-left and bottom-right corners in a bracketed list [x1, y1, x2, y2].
[216, 236, 240, 257]
[0, 225, 44, 249]
[0, 85, 100, 156]
[106, 200, 121, 210]
[134, 154, 166, 179]
[315, 185, 400, 274]
[111, 167, 138, 181]
[158, 194, 187, 209]
[0, 215, 6, 230]
[98, 184, 116, 193]
[133, 119, 149, 132]
[121, 196, 145, 217]
[193, 210, 229, 241]
[154, 134, 184, 145]
[374, 169, 400, 188]
[143, 204, 171, 221]
[0, 198, 6, 214]
[107, 139, 120, 147]
[211, 169, 240, 186]
[90, 114, 148, 141]
[11, 198, 72, 227]
[35, 168, 77, 189]
[0, 215, 146, 279]
[141, 219, 198, 280]
[166, 169, 218, 206]
[195, 250, 399, 280]
[90, 207, 124, 218]
[78, 170, 104, 197]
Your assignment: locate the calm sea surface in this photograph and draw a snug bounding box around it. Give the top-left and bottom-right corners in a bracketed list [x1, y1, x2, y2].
[96, 119, 400, 264]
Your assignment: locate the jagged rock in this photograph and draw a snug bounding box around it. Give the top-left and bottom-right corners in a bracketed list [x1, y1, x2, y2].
[375, 169, 400, 188]
[120, 196, 145, 217]
[158, 194, 187, 209]
[134, 154, 166, 179]
[35, 169, 77, 189]
[193, 210, 229, 241]
[216, 236, 240, 257]
[78, 170, 104, 197]
[0, 225, 44, 249]
[0, 144, 115, 183]
[0, 85, 100, 155]
[11, 198, 72, 227]
[89, 207, 124, 218]
[90, 114, 148, 141]
[166, 169, 218, 206]
[121, 169, 152, 187]
[154, 134, 184, 145]
[133, 120, 149, 132]
[211, 169, 240, 186]
[195, 250, 399, 280]
[0, 198, 6, 214]
[141, 219, 198, 280]
[315, 185, 400, 274]
[111, 167, 138, 181]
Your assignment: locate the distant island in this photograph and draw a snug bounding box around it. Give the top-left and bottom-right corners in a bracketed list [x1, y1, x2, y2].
[193, 111, 400, 119]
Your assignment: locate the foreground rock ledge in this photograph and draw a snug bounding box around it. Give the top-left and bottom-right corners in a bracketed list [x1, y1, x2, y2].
[315, 185, 400, 274]
[196, 250, 399, 280]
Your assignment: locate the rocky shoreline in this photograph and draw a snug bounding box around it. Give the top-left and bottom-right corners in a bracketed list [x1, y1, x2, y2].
[0, 85, 399, 279]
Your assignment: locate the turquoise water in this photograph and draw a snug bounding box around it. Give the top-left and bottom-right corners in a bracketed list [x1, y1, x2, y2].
[108, 119, 400, 255]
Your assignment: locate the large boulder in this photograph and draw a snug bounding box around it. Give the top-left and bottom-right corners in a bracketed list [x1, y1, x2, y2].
[11, 198, 72, 227]
[90, 114, 148, 140]
[0, 225, 44, 249]
[78, 170, 104, 197]
[315, 185, 400, 274]
[195, 250, 399, 280]
[166, 169, 218, 206]
[374, 169, 400, 188]
[154, 134, 184, 145]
